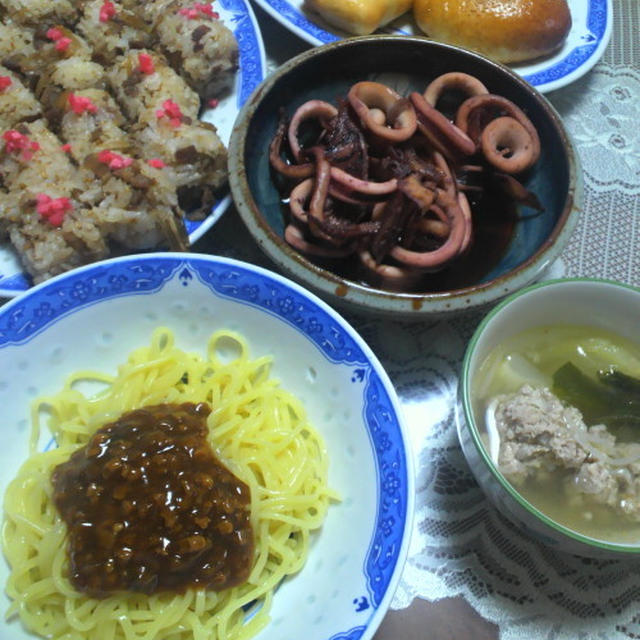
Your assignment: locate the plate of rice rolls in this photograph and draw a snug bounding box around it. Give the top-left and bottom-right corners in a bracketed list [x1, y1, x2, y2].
[0, 0, 266, 297]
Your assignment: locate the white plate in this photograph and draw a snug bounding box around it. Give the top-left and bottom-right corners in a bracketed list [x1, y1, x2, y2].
[253, 0, 612, 94]
[0, 253, 414, 640]
[0, 0, 266, 298]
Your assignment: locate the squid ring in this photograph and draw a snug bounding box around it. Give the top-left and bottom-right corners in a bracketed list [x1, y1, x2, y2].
[348, 81, 417, 142]
[480, 116, 539, 173]
[287, 100, 338, 161]
[455, 94, 541, 169]
[423, 72, 489, 107]
[410, 92, 476, 159]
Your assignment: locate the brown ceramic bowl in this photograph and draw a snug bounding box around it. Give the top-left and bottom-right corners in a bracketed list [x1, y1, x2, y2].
[228, 35, 582, 317]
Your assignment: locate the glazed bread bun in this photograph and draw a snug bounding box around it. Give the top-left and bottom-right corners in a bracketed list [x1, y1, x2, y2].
[304, 0, 412, 35]
[413, 0, 572, 64]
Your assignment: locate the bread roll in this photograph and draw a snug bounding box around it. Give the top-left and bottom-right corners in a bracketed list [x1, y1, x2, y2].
[304, 0, 412, 36]
[413, 0, 572, 64]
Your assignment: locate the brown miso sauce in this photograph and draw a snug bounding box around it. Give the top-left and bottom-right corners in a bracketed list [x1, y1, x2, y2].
[52, 402, 254, 598]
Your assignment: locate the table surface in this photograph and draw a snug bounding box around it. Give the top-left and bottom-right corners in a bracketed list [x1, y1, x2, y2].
[1, 1, 639, 639]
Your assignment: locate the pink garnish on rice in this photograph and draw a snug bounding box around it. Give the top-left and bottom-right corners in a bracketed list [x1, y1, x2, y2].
[178, 3, 219, 19]
[2, 130, 41, 161]
[147, 158, 166, 169]
[155, 100, 184, 128]
[46, 27, 64, 41]
[61, 143, 72, 153]
[55, 37, 72, 52]
[45, 27, 71, 51]
[99, 0, 117, 22]
[68, 93, 98, 115]
[0, 76, 11, 92]
[98, 149, 133, 170]
[36, 194, 72, 227]
[138, 53, 155, 75]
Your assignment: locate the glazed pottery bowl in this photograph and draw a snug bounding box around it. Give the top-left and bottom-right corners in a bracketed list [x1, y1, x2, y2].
[228, 35, 582, 317]
[0, 253, 413, 640]
[458, 278, 640, 557]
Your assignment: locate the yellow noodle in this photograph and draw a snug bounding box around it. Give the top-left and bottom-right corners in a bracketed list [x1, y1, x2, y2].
[3, 328, 336, 640]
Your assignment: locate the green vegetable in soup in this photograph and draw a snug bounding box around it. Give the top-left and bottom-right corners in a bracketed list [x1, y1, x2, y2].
[552, 362, 616, 425]
[599, 367, 640, 395]
[552, 362, 640, 436]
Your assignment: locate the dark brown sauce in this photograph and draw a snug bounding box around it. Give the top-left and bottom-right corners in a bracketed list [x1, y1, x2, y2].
[280, 188, 517, 293]
[411, 189, 517, 292]
[52, 402, 254, 598]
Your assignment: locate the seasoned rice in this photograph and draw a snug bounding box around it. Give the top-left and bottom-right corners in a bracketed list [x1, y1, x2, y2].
[1, 0, 78, 27]
[77, 0, 152, 65]
[107, 48, 200, 120]
[154, 0, 238, 99]
[0, 65, 41, 129]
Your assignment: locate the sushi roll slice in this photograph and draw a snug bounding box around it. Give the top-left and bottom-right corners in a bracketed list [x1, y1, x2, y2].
[32, 24, 93, 61]
[131, 106, 227, 212]
[0, 16, 34, 62]
[135, 0, 177, 27]
[57, 88, 131, 159]
[35, 57, 107, 119]
[77, 0, 152, 65]
[4, 191, 109, 283]
[153, 0, 238, 100]
[0, 119, 81, 194]
[133, 107, 227, 214]
[0, 124, 108, 283]
[0, 66, 41, 129]
[80, 149, 189, 251]
[0, 0, 78, 27]
[107, 48, 200, 121]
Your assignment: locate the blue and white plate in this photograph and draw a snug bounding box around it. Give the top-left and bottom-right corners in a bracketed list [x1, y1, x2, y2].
[253, 0, 611, 93]
[0, 0, 266, 298]
[0, 253, 414, 640]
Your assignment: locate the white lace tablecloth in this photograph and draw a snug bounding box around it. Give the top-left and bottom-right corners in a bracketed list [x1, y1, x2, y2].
[246, 1, 640, 638]
[0, 0, 633, 636]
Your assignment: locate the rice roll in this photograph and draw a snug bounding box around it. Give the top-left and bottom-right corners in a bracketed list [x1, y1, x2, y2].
[33, 24, 93, 61]
[107, 48, 200, 121]
[0, 66, 41, 129]
[41, 57, 106, 92]
[35, 57, 107, 119]
[0, 119, 81, 194]
[87, 201, 188, 251]
[0, 0, 78, 27]
[77, 0, 152, 65]
[5, 193, 109, 283]
[153, 0, 238, 100]
[0, 129, 109, 283]
[4, 24, 95, 93]
[133, 107, 226, 214]
[57, 88, 131, 160]
[80, 151, 189, 250]
[0, 16, 34, 61]
[135, 0, 176, 26]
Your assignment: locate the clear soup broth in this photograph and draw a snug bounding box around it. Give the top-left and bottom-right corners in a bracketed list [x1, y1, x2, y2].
[474, 325, 640, 545]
